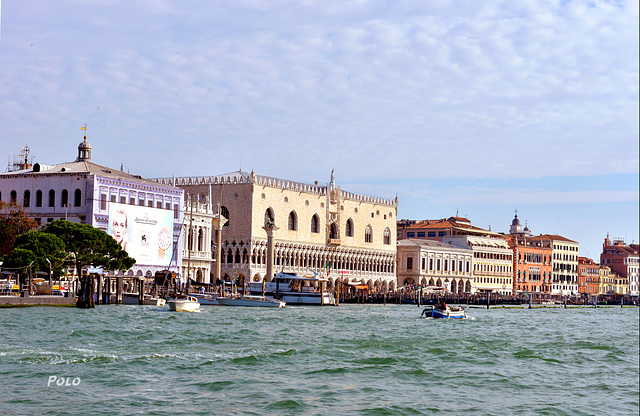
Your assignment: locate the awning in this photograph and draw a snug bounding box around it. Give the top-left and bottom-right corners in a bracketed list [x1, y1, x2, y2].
[354, 285, 369, 290]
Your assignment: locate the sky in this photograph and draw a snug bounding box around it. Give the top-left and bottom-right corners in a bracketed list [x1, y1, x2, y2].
[0, 0, 638, 260]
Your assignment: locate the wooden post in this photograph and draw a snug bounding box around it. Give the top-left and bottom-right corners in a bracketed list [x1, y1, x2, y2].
[487, 291, 490, 309]
[96, 275, 103, 305]
[116, 276, 123, 304]
[138, 278, 144, 305]
[336, 279, 340, 306]
[320, 281, 325, 306]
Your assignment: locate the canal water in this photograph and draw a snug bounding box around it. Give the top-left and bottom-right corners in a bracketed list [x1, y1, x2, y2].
[1, 304, 638, 415]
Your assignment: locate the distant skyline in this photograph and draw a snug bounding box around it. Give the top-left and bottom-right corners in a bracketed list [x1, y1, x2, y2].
[1, 1, 638, 260]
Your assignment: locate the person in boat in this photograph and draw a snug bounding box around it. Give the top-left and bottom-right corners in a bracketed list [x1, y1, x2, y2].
[439, 301, 448, 311]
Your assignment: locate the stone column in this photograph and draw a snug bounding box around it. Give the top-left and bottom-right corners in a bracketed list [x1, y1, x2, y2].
[263, 223, 279, 281]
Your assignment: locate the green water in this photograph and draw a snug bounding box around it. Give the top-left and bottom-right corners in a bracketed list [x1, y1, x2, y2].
[1, 305, 638, 415]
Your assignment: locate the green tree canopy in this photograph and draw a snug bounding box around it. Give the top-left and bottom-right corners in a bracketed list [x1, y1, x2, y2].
[42, 220, 136, 277]
[2, 248, 36, 270]
[10, 231, 67, 278]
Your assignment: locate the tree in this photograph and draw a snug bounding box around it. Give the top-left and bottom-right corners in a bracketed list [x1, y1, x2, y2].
[42, 220, 136, 277]
[0, 201, 39, 256]
[10, 231, 66, 278]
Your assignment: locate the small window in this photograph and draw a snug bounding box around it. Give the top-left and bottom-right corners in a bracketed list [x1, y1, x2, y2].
[417, 232, 425, 238]
[36, 190, 43, 207]
[49, 190, 55, 207]
[428, 231, 436, 237]
[100, 194, 107, 210]
[407, 232, 415, 238]
[407, 257, 413, 270]
[384, 228, 391, 245]
[438, 231, 447, 237]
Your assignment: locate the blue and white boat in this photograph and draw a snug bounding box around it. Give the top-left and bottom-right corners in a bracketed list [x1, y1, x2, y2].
[421, 305, 467, 319]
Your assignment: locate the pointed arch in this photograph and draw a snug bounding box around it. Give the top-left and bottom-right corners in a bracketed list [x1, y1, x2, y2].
[345, 218, 354, 237]
[288, 211, 297, 231]
[364, 225, 373, 243]
[311, 214, 320, 233]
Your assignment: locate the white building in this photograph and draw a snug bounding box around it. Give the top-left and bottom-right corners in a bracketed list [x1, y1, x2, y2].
[396, 239, 474, 293]
[0, 137, 184, 278]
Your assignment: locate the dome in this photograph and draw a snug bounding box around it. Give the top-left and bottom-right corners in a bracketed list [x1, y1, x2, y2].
[78, 136, 92, 150]
[511, 214, 520, 226]
[76, 136, 92, 161]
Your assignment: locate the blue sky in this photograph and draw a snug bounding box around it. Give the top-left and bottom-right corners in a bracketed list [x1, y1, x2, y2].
[1, 0, 638, 259]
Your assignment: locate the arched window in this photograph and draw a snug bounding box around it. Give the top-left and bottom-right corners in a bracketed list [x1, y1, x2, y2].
[10, 190, 17, 203]
[23, 190, 30, 207]
[288, 211, 297, 231]
[188, 228, 193, 251]
[365, 226, 373, 243]
[48, 190, 55, 207]
[311, 214, 320, 233]
[36, 190, 43, 207]
[61, 189, 69, 207]
[345, 218, 354, 237]
[264, 208, 275, 226]
[198, 229, 203, 251]
[74, 189, 82, 207]
[220, 206, 230, 227]
[329, 223, 338, 239]
[383, 227, 391, 245]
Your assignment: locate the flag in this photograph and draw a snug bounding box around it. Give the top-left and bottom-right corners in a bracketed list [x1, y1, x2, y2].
[325, 262, 330, 276]
[81, 126, 86, 131]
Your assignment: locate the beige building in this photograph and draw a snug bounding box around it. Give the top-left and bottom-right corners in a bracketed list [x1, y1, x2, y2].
[396, 239, 474, 293]
[443, 235, 514, 295]
[154, 170, 398, 291]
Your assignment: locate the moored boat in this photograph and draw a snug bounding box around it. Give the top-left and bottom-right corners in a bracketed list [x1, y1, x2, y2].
[249, 271, 336, 306]
[190, 293, 221, 306]
[167, 296, 200, 312]
[216, 295, 285, 308]
[421, 305, 467, 319]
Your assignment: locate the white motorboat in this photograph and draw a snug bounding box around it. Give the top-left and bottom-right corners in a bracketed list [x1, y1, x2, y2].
[109, 293, 166, 306]
[167, 296, 200, 312]
[216, 295, 285, 308]
[190, 293, 221, 306]
[249, 271, 336, 306]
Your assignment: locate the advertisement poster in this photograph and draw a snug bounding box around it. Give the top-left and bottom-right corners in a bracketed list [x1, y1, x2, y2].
[108, 203, 174, 266]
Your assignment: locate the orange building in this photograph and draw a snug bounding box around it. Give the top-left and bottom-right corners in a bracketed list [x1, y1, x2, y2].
[578, 257, 600, 295]
[506, 213, 552, 295]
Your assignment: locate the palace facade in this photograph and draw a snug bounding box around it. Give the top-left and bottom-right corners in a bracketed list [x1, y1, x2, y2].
[154, 170, 398, 291]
